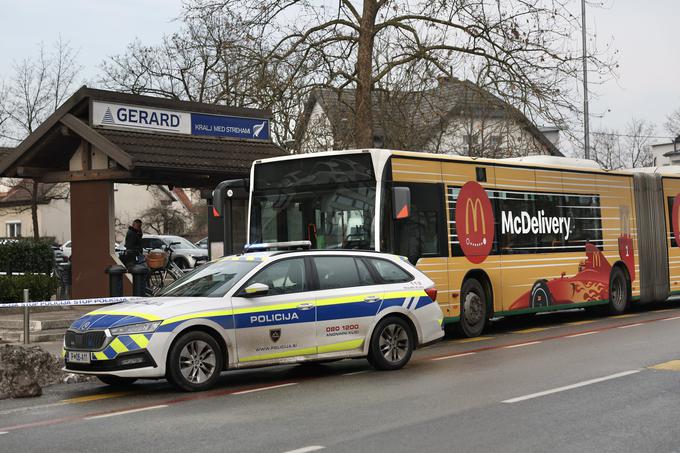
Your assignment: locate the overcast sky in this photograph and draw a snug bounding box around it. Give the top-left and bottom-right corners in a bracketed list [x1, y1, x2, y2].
[1, 0, 678, 144]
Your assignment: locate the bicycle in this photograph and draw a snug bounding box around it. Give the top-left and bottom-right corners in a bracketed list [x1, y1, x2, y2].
[147, 242, 184, 295]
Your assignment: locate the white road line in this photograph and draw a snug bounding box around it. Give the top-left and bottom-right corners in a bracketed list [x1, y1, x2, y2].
[502, 370, 641, 404]
[503, 341, 541, 349]
[431, 352, 476, 361]
[85, 404, 168, 420]
[232, 383, 297, 395]
[343, 370, 369, 376]
[281, 446, 325, 453]
[618, 323, 643, 329]
[565, 331, 599, 338]
[662, 316, 680, 321]
[0, 431, 8, 435]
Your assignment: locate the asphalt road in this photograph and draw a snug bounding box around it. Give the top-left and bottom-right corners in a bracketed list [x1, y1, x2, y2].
[3, 302, 680, 453]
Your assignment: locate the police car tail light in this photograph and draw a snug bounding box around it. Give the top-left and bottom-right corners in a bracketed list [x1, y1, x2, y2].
[425, 287, 437, 302]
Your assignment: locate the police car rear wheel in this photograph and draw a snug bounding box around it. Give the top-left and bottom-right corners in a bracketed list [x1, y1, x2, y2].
[167, 331, 223, 392]
[97, 375, 138, 387]
[368, 317, 413, 370]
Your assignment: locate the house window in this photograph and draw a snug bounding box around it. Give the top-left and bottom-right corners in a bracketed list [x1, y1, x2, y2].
[6, 222, 21, 238]
[489, 135, 502, 147]
[463, 134, 479, 146]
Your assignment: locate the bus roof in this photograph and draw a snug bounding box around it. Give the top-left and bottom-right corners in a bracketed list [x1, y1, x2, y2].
[254, 148, 680, 178]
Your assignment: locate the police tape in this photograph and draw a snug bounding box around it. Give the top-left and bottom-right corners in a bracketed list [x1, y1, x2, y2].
[0, 296, 142, 309]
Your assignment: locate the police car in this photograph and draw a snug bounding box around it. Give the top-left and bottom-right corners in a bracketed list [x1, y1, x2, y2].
[63, 246, 444, 391]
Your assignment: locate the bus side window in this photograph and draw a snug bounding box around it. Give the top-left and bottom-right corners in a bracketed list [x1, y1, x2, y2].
[393, 183, 447, 264]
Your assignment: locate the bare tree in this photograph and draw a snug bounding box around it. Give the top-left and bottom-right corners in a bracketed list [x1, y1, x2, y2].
[101, 11, 322, 146]
[589, 119, 655, 170]
[188, 0, 616, 149]
[665, 107, 680, 139]
[0, 37, 81, 238]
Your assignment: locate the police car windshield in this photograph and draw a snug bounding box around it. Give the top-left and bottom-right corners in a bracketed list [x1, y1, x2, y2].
[156, 260, 258, 297]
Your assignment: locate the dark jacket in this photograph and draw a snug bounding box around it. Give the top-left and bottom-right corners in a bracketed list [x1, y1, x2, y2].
[124, 226, 143, 255]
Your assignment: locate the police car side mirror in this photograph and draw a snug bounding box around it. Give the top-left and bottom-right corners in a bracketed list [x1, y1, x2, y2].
[392, 187, 411, 220]
[242, 282, 269, 297]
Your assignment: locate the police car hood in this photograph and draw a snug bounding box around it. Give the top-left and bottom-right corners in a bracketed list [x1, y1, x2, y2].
[70, 297, 220, 331]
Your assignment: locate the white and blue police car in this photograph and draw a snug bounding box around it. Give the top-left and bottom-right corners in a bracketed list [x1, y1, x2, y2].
[63, 245, 444, 391]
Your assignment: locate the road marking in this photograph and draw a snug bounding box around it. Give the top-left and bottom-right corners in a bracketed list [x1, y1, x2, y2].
[661, 316, 680, 321]
[0, 431, 8, 435]
[502, 370, 641, 403]
[61, 391, 131, 404]
[503, 341, 541, 349]
[565, 320, 597, 326]
[512, 327, 550, 334]
[617, 323, 643, 329]
[281, 446, 325, 453]
[565, 331, 599, 338]
[611, 314, 637, 319]
[650, 360, 680, 371]
[85, 404, 168, 420]
[456, 336, 495, 343]
[342, 370, 369, 376]
[232, 382, 297, 395]
[431, 352, 476, 361]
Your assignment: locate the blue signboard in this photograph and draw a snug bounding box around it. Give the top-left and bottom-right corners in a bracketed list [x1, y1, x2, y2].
[191, 113, 270, 140]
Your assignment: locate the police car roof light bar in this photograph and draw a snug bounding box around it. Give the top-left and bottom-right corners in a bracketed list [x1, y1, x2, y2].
[243, 241, 312, 253]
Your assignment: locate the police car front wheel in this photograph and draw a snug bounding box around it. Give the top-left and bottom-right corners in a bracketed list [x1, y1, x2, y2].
[368, 316, 414, 371]
[167, 331, 224, 392]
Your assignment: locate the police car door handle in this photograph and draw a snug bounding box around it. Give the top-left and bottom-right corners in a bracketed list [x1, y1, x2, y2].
[364, 296, 382, 303]
[297, 303, 315, 310]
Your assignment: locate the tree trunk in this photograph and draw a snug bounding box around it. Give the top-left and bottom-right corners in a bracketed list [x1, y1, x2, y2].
[31, 180, 39, 239]
[354, 0, 378, 148]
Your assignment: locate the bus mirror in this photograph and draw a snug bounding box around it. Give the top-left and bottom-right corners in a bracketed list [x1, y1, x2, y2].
[392, 187, 411, 220]
[212, 179, 249, 217]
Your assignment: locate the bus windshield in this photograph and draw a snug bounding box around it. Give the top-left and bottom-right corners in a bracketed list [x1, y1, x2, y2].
[250, 154, 376, 249]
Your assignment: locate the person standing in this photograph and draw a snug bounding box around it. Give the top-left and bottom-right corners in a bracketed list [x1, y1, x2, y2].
[122, 219, 144, 268]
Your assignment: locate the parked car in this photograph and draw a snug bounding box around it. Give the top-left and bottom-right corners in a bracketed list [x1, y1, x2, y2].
[61, 240, 124, 262]
[141, 234, 209, 270]
[195, 237, 208, 249]
[63, 248, 444, 391]
[60, 241, 71, 261]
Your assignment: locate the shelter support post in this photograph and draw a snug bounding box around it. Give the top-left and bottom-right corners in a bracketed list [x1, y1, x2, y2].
[70, 181, 127, 298]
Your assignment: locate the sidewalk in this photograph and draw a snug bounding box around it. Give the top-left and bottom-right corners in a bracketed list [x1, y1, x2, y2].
[0, 307, 92, 344]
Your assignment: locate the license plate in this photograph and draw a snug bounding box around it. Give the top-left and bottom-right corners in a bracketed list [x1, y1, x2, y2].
[67, 351, 91, 364]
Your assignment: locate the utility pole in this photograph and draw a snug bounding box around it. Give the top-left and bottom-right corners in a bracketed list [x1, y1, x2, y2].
[581, 0, 590, 159]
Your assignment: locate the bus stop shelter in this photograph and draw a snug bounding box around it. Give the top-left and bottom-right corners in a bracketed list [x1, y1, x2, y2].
[0, 86, 284, 298]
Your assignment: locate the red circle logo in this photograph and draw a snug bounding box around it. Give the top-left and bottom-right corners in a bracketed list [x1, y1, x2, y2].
[673, 194, 680, 246]
[456, 181, 494, 264]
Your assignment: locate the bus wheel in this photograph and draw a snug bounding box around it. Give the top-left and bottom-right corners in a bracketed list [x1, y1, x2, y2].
[530, 280, 553, 308]
[456, 279, 487, 338]
[608, 267, 629, 315]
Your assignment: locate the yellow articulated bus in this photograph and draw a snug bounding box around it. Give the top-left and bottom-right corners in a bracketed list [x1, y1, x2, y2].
[246, 149, 679, 337]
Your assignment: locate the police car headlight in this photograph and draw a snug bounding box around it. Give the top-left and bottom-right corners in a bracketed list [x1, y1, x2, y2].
[110, 321, 162, 335]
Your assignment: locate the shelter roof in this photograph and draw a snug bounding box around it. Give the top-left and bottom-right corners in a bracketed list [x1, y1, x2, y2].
[0, 86, 285, 188]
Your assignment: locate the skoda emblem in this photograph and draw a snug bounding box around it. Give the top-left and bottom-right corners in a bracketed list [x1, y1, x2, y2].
[80, 321, 91, 331]
[269, 328, 281, 343]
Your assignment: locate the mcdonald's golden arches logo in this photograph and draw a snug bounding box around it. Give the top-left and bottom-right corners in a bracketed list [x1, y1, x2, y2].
[456, 181, 494, 264]
[465, 198, 486, 234]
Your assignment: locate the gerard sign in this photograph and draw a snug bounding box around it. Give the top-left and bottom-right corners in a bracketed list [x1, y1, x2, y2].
[91, 101, 270, 140]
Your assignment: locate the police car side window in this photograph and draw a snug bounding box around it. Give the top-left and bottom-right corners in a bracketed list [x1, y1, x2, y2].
[368, 258, 412, 283]
[245, 258, 307, 296]
[314, 256, 369, 290]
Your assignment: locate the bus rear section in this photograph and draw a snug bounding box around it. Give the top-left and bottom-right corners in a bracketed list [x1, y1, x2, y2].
[385, 152, 678, 336]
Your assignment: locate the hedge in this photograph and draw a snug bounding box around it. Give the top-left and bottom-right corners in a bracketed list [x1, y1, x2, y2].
[0, 274, 59, 303]
[0, 239, 55, 274]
